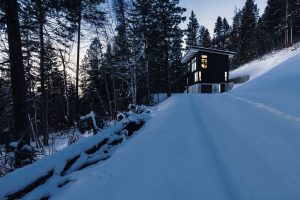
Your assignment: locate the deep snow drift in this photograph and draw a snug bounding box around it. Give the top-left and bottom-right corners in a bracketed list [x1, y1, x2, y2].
[1, 44, 300, 200]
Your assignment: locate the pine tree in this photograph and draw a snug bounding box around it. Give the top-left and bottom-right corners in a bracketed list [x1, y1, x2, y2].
[213, 16, 223, 49]
[151, 0, 186, 95]
[202, 28, 212, 48]
[229, 8, 243, 54]
[60, 0, 106, 118]
[222, 18, 231, 49]
[197, 26, 211, 48]
[128, 0, 153, 104]
[239, 0, 259, 63]
[185, 10, 199, 46]
[263, 0, 286, 48]
[112, 0, 133, 109]
[81, 38, 111, 120]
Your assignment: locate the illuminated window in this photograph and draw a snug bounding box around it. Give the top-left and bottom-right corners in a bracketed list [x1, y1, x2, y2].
[194, 72, 198, 82]
[201, 55, 208, 68]
[225, 71, 228, 81]
[191, 58, 197, 71]
[198, 71, 202, 81]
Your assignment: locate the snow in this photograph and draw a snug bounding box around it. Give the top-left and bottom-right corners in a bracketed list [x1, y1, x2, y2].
[51, 44, 300, 199]
[230, 43, 300, 118]
[2, 44, 300, 199]
[230, 43, 300, 87]
[152, 93, 169, 104]
[80, 111, 100, 131]
[0, 112, 150, 199]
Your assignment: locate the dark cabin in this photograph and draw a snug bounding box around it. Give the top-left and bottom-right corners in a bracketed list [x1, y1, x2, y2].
[182, 46, 236, 93]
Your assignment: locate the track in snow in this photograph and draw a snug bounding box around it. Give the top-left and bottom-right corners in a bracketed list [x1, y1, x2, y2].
[52, 94, 300, 200]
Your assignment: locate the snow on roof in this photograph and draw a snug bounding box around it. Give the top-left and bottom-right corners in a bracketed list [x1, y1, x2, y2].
[181, 46, 236, 64]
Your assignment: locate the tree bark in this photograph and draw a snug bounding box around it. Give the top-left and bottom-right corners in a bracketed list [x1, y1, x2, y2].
[75, 0, 82, 118]
[37, 0, 48, 145]
[59, 50, 70, 126]
[4, 0, 29, 144]
[285, 0, 289, 46]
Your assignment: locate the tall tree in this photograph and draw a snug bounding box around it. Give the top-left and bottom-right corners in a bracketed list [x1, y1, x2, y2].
[197, 25, 211, 48]
[202, 28, 212, 48]
[185, 10, 199, 46]
[128, 0, 153, 104]
[3, 0, 29, 146]
[229, 8, 243, 53]
[222, 18, 231, 49]
[213, 16, 223, 49]
[62, 0, 106, 118]
[239, 0, 259, 63]
[152, 0, 186, 95]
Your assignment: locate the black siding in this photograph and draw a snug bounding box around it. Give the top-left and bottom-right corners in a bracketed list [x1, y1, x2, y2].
[186, 51, 230, 86]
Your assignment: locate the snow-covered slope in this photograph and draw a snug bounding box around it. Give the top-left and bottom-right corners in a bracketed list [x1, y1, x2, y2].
[2, 45, 300, 200]
[230, 43, 300, 85]
[51, 46, 300, 200]
[230, 43, 300, 118]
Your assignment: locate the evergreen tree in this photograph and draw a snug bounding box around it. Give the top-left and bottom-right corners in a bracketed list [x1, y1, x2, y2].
[263, 0, 286, 48]
[202, 28, 212, 48]
[229, 8, 243, 53]
[222, 18, 231, 49]
[197, 26, 211, 48]
[151, 0, 186, 95]
[81, 38, 111, 120]
[213, 16, 223, 49]
[128, 0, 153, 104]
[185, 10, 199, 46]
[239, 0, 259, 63]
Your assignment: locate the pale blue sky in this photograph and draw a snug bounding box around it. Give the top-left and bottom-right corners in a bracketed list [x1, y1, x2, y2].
[179, 0, 267, 34]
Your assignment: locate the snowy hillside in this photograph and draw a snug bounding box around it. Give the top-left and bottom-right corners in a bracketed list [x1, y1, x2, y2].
[1, 45, 300, 200]
[230, 43, 300, 117]
[50, 45, 300, 199]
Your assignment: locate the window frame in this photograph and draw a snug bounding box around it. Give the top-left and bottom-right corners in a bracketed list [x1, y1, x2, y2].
[191, 58, 197, 72]
[194, 72, 198, 82]
[201, 55, 208, 69]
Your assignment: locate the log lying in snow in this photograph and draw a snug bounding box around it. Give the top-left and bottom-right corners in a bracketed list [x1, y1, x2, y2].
[0, 110, 151, 200]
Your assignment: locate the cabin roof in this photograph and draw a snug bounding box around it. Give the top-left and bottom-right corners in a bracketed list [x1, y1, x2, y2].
[181, 46, 237, 64]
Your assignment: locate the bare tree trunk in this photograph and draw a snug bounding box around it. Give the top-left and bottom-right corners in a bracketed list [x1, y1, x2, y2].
[59, 50, 70, 125]
[4, 0, 29, 143]
[75, 0, 82, 118]
[290, 18, 293, 44]
[285, 0, 289, 46]
[104, 74, 113, 119]
[146, 58, 151, 104]
[112, 74, 117, 115]
[37, 0, 48, 146]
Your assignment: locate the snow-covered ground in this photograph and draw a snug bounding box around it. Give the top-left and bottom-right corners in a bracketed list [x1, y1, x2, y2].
[230, 43, 300, 86]
[50, 45, 300, 199]
[1, 44, 300, 199]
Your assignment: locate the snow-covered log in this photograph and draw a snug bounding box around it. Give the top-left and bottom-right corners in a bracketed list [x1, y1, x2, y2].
[80, 111, 100, 132]
[0, 109, 151, 200]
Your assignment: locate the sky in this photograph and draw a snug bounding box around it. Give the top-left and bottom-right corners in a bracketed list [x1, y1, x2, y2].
[179, 0, 268, 34]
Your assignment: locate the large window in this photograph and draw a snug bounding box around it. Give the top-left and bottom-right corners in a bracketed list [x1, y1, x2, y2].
[199, 71, 202, 81]
[194, 72, 198, 82]
[191, 58, 197, 71]
[194, 71, 202, 82]
[201, 55, 208, 69]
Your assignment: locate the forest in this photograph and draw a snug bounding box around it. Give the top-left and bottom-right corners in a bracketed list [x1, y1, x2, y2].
[0, 0, 300, 173]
